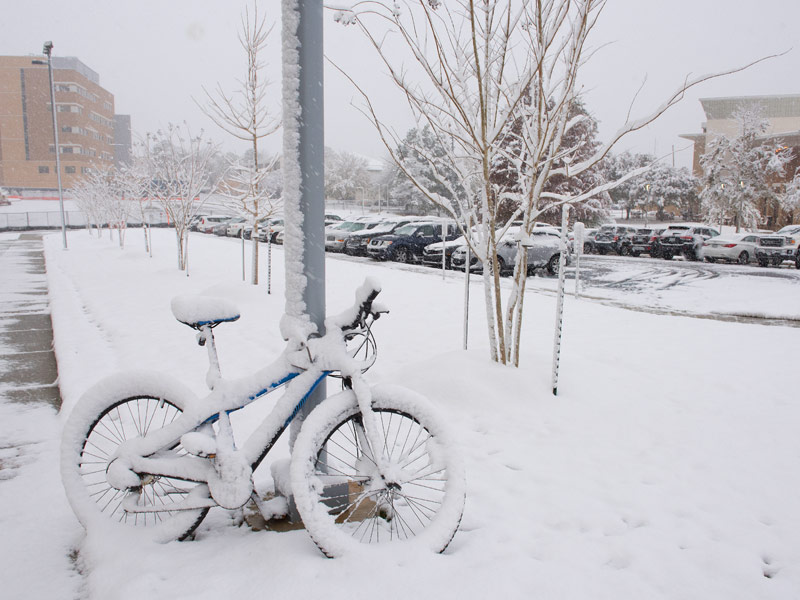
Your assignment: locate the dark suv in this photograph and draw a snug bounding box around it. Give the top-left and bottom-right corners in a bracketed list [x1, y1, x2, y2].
[343, 218, 416, 256]
[626, 227, 665, 257]
[593, 225, 638, 255]
[367, 221, 459, 263]
[659, 225, 720, 260]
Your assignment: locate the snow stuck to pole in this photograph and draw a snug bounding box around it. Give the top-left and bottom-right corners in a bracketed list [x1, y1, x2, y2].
[280, 0, 313, 342]
[551, 204, 570, 396]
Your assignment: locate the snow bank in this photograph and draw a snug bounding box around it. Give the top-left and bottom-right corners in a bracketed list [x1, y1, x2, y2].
[30, 229, 800, 599]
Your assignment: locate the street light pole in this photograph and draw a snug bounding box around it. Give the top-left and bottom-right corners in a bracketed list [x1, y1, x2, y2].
[42, 42, 67, 249]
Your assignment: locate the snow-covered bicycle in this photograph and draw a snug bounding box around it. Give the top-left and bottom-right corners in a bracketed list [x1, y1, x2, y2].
[60, 278, 465, 557]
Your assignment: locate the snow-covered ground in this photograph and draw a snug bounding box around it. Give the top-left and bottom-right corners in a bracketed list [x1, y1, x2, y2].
[4, 228, 800, 599]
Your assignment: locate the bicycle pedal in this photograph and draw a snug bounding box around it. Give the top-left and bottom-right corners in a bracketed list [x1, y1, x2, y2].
[181, 432, 217, 458]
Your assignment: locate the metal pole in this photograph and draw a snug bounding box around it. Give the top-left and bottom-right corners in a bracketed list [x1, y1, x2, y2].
[288, 0, 325, 437]
[462, 247, 470, 350]
[551, 204, 570, 396]
[267, 218, 273, 295]
[573, 221, 584, 300]
[241, 230, 246, 281]
[43, 42, 67, 249]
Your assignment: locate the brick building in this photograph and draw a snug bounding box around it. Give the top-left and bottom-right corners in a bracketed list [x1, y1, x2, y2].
[0, 55, 131, 192]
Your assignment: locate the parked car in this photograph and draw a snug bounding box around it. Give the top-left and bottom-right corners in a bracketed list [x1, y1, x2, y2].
[450, 226, 566, 276]
[195, 215, 231, 234]
[626, 227, 665, 257]
[659, 225, 720, 260]
[753, 224, 800, 268]
[367, 221, 459, 263]
[569, 228, 598, 254]
[257, 218, 285, 243]
[226, 217, 248, 238]
[189, 215, 207, 232]
[422, 235, 470, 269]
[343, 219, 416, 256]
[325, 213, 344, 226]
[325, 219, 382, 252]
[702, 233, 762, 264]
[593, 225, 638, 255]
[242, 216, 280, 240]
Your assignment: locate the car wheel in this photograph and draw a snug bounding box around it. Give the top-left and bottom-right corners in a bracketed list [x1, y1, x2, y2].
[771, 257, 782, 266]
[393, 246, 410, 263]
[758, 258, 769, 268]
[737, 251, 749, 265]
[705, 257, 716, 263]
[619, 246, 630, 256]
[631, 251, 641, 257]
[547, 254, 560, 276]
[583, 242, 592, 254]
[597, 248, 606, 255]
[662, 251, 673, 260]
[796, 255, 800, 270]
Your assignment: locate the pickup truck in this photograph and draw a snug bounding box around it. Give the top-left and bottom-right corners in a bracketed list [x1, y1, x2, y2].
[753, 224, 800, 268]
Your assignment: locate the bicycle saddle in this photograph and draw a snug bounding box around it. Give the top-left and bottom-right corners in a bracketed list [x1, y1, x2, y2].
[170, 295, 241, 329]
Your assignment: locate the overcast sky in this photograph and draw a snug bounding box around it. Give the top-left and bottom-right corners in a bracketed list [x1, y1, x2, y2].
[4, 1, 799, 170]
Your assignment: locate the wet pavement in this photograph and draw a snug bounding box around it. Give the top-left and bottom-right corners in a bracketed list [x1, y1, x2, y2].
[0, 232, 62, 477]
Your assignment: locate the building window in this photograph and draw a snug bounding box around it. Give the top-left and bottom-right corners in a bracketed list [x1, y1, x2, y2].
[65, 166, 76, 174]
[38, 166, 50, 174]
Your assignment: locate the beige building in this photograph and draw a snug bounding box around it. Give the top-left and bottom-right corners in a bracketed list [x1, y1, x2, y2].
[0, 55, 129, 192]
[680, 94, 800, 227]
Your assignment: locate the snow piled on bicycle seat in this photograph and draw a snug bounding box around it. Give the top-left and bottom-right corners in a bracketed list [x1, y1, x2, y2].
[170, 295, 240, 326]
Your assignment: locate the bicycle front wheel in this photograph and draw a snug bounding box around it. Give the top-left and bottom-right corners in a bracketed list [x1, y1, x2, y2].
[60, 372, 210, 543]
[290, 384, 465, 557]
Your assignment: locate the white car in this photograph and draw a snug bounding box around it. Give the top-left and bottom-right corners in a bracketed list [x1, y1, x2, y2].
[225, 217, 247, 237]
[450, 226, 567, 275]
[702, 233, 762, 264]
[195, 215, 231, 234]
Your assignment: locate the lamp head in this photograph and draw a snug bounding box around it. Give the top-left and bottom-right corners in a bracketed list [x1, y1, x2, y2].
[43, 41, 53, 56]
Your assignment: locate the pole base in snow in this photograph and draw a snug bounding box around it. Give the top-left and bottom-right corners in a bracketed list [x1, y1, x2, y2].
[552, 387, 558, 396]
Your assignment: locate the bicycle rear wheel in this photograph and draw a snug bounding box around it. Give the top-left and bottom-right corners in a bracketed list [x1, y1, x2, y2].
[61, 372, 210, 543]
[291, 384, 465, 557]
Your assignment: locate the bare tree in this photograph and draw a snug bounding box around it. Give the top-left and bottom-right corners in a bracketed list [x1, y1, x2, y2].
[142, 123, 218, 272]
[117, 157, 157, 255]
[334, 0, 777, 365]
[200, 1, 281, 284]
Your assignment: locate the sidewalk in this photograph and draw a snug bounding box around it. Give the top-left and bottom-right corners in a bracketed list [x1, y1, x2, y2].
[0, 232, 61, 411]
[0, 232, 80, 599]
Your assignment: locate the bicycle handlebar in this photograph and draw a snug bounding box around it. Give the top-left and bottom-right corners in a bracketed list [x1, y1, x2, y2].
[334, 277, 387, 333]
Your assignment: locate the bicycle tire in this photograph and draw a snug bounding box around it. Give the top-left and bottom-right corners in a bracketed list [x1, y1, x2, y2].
[60, 371, 210, 543]
[291, 384, 465, 557]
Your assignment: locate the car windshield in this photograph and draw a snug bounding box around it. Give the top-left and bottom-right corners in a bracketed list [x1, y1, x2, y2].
[337, 221, 366, 232]
[368, 222, 400, 234]
[393, 224, 421, 236]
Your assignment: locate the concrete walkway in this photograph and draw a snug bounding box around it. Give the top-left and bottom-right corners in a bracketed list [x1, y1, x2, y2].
[0, 232, 60, 408]
[0, 233, 83, 599]
[0, 232, 62, 477]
